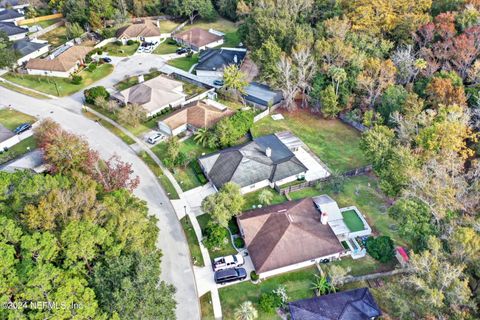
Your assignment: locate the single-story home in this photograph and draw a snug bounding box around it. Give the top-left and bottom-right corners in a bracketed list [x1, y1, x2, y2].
[112, 75, 186, 117]
[0, 21, 26, 40]
[13, 38, 49, 65]
[195, 47, 247, 78]
[198, 133, 308, 194]
[0, 8, 23, 24]
[237, 197, 345, 278]
[0, 149, 46, 173]
[25, 44, 93, 78]
[0, 0, 29, 11]
[173, 28, 224, 51]
[289, 287, 382, 320]
[244, 82, 283, 109]
[115, 20, 162, 44]
[158, 99, 233, 136]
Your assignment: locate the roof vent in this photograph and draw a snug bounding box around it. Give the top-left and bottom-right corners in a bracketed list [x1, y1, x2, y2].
[234, 54, 238, 64]
[265, 147, 272, 158]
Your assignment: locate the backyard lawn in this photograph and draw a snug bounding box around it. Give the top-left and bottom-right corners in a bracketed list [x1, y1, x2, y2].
[153, 40, 179, 55]
[197, 213, 237, 259]
[114, 70, 162, 91]
[242, 187, 288, 211]
[251, 110, 368, 172]
[3, 63, 114, 97]
[167, 53, 199, 72]
[39, 26, 68, 47]
[24, 18, 62, 28]
[103, 42, 139, 56]
[183, 18, 241, 47]
[181, 215, 205, 267]
[159, 20, 180, 33]
[0, 108, 36, 130]
[219, 266, 318, 320]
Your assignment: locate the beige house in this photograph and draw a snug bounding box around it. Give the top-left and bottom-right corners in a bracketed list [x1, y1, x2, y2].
[173, 28, 224, 51]
[158, 99, 234, 136]
[116, 20, 162, 44]
[25, 45, 92, 78]
[112, 75, 186, 117]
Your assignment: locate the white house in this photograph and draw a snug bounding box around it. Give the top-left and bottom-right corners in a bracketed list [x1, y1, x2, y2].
[25, 44, 93, 78]
[173, 28, 224, 51]
[13, 38, 49, 65]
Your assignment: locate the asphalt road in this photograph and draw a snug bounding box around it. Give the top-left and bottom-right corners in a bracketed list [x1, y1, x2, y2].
[0, 85, 201, 320]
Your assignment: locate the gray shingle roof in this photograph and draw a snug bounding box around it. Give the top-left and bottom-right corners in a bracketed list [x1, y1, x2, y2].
[289, 288, 382, 320]
[244, 82, 283, 107]
[0, 21, 26, 36]
[0, 9, 22, 21]
[198, 134, 307, 189]
[196, 48, 246, 71]
[13, 39, 48, 57]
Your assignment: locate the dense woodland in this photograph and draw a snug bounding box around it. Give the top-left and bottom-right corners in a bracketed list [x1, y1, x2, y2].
[1, 0, 480, 319]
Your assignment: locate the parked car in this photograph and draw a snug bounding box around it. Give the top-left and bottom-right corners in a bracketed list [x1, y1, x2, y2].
[214, 267, 247, 285]
[13, 123, 32, 135]
[212, 254, 245, 272]
[102, 57, 112, 63]
[213, 79, 224, 86]
[176, 47, 188, 54]
[147, 132, 165, 144]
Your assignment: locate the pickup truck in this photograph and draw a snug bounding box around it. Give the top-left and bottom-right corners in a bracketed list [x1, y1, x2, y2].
[212, 254, 245, 272]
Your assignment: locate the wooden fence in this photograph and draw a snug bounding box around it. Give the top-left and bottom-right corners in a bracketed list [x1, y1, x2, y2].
[18, 13, 63, 25]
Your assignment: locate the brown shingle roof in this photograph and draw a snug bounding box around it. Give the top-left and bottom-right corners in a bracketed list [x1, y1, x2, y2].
[116, 20, 161, 39]
[238, 198, 344, 274]
[26, 45, 92, 72]
[174, 28, 223, 47]
[162, 100, 234, 131]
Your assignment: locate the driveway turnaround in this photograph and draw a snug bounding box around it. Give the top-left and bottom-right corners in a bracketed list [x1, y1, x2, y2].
[0, 86, 201, 320]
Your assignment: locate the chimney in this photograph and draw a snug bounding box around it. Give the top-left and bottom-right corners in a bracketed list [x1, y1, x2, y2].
[138, 74, 144, 83]
[321, 211, 328, 225]
[265, 147, 272, 158]
[233, 54, 238, 64]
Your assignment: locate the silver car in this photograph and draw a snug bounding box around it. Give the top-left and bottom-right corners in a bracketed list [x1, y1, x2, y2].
[147, 132, 165, 144]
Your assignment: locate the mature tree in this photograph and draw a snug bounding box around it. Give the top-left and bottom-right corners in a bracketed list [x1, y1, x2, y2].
[357, 58, 396, 108]
[223, 64, 248, 102]
[293, 46, 316, 108]
[391, 46, 424, 84]
[276, 53, 299, 111]
[65, 22, 84, 39]
[320, 85, 341, 118]
[62, 0, 89, 27]
[84, 86, 109, 104]
[378, 85, 408, 125]
[201, 182, 245, 227]
[202, 221, 229, 250]
[0, 31, 16, 69]
[252, 36, 282, 83]
[91, 155, 140, 192]
[234, 301, 258, 320]
[171, 0, 216, 24]
[425, 76, 467, 107]
[118, 103, 147, 127]
[366, 236, 395, 262]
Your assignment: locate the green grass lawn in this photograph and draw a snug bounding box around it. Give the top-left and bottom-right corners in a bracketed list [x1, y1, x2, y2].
[197, 214, 237, 259]
[83, 111, 135, 145]
[251, 109, 368, 172]
[219, 266, 318, 320]
[25, 18, 62, 28]
[180, 215, 205, 267]
[167, 53, 199, 72]
[0, 81, 50, 99]
[159, 20, 180, 33]
[222, 31, 241, 47]
[3, 63, 114, 97]
[103, 42, 139, 56]
[39, 26, 68, 47]
[154, 40, 179, 55]
[242, 187, 288, 211]
[152, 137, 214, 191]
[114, 70, 162, 91]
[138, 151, 179, 199]
[200, 292, 215, 320]
[342, 209, 365, 232]
[0, 109, 36, 130]
[0, 136, 37, 165]
[183, 82, 206, 98]
[182, 18, 240, 48]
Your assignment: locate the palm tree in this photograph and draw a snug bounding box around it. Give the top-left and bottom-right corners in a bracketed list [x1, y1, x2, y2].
[193, 128, 210, 147]
[310, 274, 333, 296]
[234, 301, 258, 320]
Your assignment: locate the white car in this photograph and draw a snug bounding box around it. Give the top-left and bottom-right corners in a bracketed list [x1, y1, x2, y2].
[147, 132, 165, 144]
[213, 254, 245, 272]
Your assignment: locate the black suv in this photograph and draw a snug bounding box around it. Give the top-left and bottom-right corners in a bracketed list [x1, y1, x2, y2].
[13, 123, 32, 135]
[214, 267, 247, 285]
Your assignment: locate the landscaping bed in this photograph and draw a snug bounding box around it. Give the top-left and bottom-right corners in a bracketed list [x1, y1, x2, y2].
[251, 109, 368, 172]
[180, 215, 205, 267]
[3, 63, 114, 97]
[196, 213, 237, 259]
[103, 41, 139, 56]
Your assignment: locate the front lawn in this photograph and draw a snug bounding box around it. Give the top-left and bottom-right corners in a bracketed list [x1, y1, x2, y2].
[0, 108, 36, 130]
[3, 63, 114, 97]
[153, 40, 179, 55]
[242, 187, 288, 211]
[0, 81, 49, 99]
[38, 26, 68, 47]
[219, 266, 318, 320]
[251, 109, 368, 172]
[103, 42, 139, 56]
[197, 213, 237, 259]
[83, 111, 135, 145]
[200, 292, 215, 320]
[0, 136, 37, 165]
[167, 53, 199, 72]
[138, 151, 179, 199]
[181, 215, 205, 267]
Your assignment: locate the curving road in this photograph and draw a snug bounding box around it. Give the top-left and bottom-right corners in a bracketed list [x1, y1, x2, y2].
[0, 82, 201, 320]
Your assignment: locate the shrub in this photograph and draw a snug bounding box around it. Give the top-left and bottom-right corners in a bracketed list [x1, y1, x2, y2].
[202, 221, 228, 250]
[366, 236, 395, 262]
[126, 39, 135, 45]
[167, 38, 177, 45]
[71, 75, 82, 85]
[250, 271, 259, 281]
[97, 49, 103, 55]
[114, 40, 122, 46]
[259, 292, 282, 313]
[234, 237, 245, 248]
[84, 86, 109, 104]
[87, 63, 97, 72]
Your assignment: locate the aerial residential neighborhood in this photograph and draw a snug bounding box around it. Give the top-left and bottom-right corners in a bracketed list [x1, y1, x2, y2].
[0, 1, 479, 320]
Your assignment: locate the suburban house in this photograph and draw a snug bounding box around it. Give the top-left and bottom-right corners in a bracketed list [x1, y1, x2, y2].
[116, 20, 162, 44]
[112, 75, 186, 117]
[198, 134, 308, 194]
[0, 21, 26, 40]
[13, 38, 49, 65]
[157, 99, 233, 136]
[0, 8, 24, 24]
[244, 82, 283, 109]
[173, 28, 224, 51]
[0, 0, 29, 11]
[237, 198, 345, 278]
[25, 44, 92, 78]
[288, 287, 382, 320]
[0, 149, 46, 174]
[195, 47, 247, 78]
